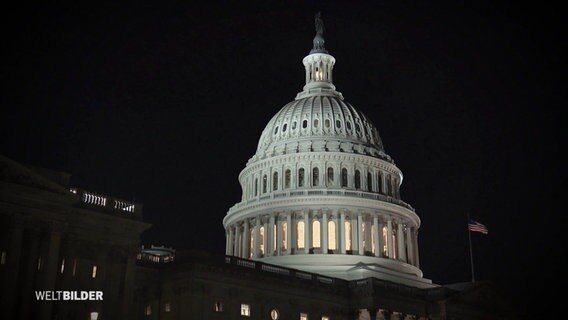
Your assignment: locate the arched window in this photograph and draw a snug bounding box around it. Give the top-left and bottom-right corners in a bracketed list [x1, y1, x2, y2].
[328, 221, 336, 250]
[345, 220, 352, 250]
[259, 226, 265, 256]
[336, 120, 342, 128]
[312, 167, 319, 187]
[314, 119, 319, 128]
[262, 175, 267, 193]
[297, 221, 305, 249]
[284, 169, 291, 189]
[327, 167, 334, 186]
[298, 168, 305, 187]
[273, 172, 278, 191]
[325, 119, 331, 128]
[355, 170, 361, 189]
[302, 120, 308, 129]
[312, 220, 321, 248]
[282, 123, 287, 132]
[254, 178, 258, 196]
[367, 172, 373, 191]
[341, 168, 348, 187]
[274, 126, 279, 135]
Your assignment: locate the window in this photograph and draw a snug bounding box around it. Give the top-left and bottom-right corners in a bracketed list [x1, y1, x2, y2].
[0, 251, 6, 265]
[214, 301, 223, 312]
[300, 313, 309, 320]
[273, 172, 278, 191]
[273, 224, 277, 252]
[260, 226, 265, 255]
[297, 221, 305, 249]
[377, 173, 383, 194]
[386, 175, 392, 196]
[270, 309, 279, 320]
[325, 119, 330, 128]
[322, 317, 330, 320]
[91, 265, 97, 278]
[90, 312, 99, 320]
[292, 121, 297, 130]
[312, 167, 319, 187]
[341, 168, 348, 187]
[285, 170, 291, 189]
[355, 170, 361, 189]
[367, 172, 373, 191]
[164, 302, 171, 312]
[60, 258, 65, 274]
[327, 167, 334, 185]
[302, 120, 308, 128]
[254, 178, 258, 196]
[336, 120, 341, 128]
[382, 226, 388, 257]
[282, 222, 287, 251]
[314, 119, 319, 128]
[72, 259, 77, 277]
[328, 221, 336, 250]
[241, 303, 250, 317]
[355, 123, 361, 133]
[274, 126, 279, 135]
[145, 305, 152, 316]
[345, 220, 352, 250]
[263, 175, 267, 193]
[346, 121, 352, 130]
[283, 123, 287, 132]
[298, 168, 305, 187]
[312, 221, 321, 248]
[37, 256, 42, 271]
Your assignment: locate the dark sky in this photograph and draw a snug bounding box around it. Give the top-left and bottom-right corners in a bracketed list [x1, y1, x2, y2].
[2, 1, 564, 316]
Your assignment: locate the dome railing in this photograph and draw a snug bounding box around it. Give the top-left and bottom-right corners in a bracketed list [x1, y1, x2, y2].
[229, 188, 415, 213]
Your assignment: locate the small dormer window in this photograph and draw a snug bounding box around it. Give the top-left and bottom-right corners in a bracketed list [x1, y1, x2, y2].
[283, 123, 287, 132]
[274, 126, 279, 135]
[302, 120, 308, 129]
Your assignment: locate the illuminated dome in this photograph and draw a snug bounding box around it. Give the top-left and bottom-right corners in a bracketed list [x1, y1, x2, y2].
[224, 14, 433, 288]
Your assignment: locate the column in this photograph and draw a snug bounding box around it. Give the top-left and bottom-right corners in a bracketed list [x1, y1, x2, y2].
[413, 229, 420, 268]
[373, 215, 380, 257]
[263, 219, 269, 257]
[228, 227, 234, 256]
[339, 211, 346, 254]
[406, 226, 415, 265]
[253, 218, 260, 259]
[304, 210, 310, 254]
[357, 214, 364, 255]
[243, 219, 250, 258]
[235, 224, 241, 258]
[276, 218, 282, 256]
[225, 230, 230, 255]
[322, 212, 328, 254]
[268, 215, 275, 257]
[39, 229, 62, 320]
[351, 215, 358, 252]
[1, 222, 23, 320]
[397, 223, 407, 262]
[286, 214, 292, 254]
[387, 219, 394, 258]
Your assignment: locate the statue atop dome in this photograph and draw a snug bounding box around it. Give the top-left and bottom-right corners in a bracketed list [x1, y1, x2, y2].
[311, 12, 328, 54]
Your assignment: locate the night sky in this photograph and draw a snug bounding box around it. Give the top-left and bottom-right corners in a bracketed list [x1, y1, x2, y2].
[2, 2, 564, 316]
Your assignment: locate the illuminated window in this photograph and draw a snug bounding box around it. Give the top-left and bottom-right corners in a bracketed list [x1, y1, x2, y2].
[273, 172, 278, 191]
[300, 313, 309, 320]
[164, 302, 171, 312]
[240, 304, 250, 317]
[250, 229, 254, 259]
[312, 167, 319, 186]
[345, 221, 352, 250]
[281, 222, 287, 251]
[91, 265, 97, 278]
[1, 251, 6, 265]
[322, 316, 330, 320]
[214, 301, 223, 312]
[327, 167, 334, 185]
[312, 220, 321, 248]
[90, 312, 99, 320]
[273, 224, 277, 252]
[367, 172, 372, 191]
[263, 175, 267, 193]
[270, 309, 279, 319]
[145, 305, 152, 316]
[259, 226, 265, 255]
[328, 221, 336, 250]
[298, 168, 305, 187]
[285, 170, 291, 189]
[382, 226, 388, 257]
[371, 225, 376, 254]
[341, 168, 348, 187]
[37, 256, 42, 271]
[60, 258, 65, 274]
[355, 170, 361, 189]
[297, 221, 305, 249]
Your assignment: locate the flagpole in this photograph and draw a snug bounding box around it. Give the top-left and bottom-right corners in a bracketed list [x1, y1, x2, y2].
[467, 212, 475, 283]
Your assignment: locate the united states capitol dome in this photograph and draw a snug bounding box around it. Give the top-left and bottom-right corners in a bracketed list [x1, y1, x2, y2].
[224, 13, 432, 288]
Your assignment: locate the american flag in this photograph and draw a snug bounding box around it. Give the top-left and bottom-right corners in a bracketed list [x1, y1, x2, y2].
[468, 219, 488, 234]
